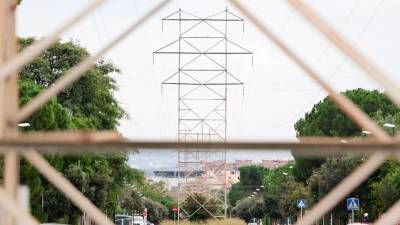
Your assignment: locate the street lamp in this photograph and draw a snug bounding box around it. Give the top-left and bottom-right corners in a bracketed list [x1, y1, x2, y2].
[383, 123, 396, 135]
[18, 123, 30, 127]
[362, 130, 371, 135]
[383, 123, 395, 128]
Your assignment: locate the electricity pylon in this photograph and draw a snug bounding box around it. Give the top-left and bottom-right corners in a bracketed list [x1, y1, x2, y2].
[153, 8, 252, 222]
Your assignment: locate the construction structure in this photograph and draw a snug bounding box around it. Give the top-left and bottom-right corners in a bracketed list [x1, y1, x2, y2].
[0, 1, 400, 225]
[153, 8, 252, 221]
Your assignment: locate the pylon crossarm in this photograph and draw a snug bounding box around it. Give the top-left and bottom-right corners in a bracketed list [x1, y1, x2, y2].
[227, 39, 253, 54]
[0, 187, 40, 225]
[0, 0, 108, 80]
[286, 0, 400, 108]
[153, 39, 179, 54]
[22, 150, 115, 225]
[15, 0, 172, 124]
[180, 39, 224, 68]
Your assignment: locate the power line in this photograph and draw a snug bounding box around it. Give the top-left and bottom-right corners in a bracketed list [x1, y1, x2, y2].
[256, 0, 385, 129]
[87, 0, 104, 46]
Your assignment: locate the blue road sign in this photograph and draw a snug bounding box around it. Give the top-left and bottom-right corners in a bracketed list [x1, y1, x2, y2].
[347, 198, 360, 210]
[297, 199, 307, 208]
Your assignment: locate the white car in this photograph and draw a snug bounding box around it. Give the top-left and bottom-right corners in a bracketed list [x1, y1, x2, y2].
[133, 215, 144, 225]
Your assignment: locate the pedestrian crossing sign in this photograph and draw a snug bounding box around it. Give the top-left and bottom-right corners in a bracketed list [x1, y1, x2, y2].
[297, 199, 307, 208]
[347, 198, 360, 210]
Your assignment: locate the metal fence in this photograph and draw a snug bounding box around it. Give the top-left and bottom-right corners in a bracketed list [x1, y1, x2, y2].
[0, 0, 400, 225]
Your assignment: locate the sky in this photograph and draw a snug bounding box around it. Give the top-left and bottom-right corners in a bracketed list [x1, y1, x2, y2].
[16, 0, 400, 169]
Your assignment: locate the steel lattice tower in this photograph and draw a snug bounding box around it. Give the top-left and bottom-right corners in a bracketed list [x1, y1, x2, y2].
[154, 8, 252, 221]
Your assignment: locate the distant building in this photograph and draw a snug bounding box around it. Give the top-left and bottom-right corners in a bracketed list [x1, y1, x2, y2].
[234, 160, 253, 168]
[153, 170, 205, 178]
[151, 159, 292, 193]
[260, 159, 291, 169]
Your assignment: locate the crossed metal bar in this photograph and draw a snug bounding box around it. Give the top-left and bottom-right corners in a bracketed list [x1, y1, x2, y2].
[1, 0, 400, 225]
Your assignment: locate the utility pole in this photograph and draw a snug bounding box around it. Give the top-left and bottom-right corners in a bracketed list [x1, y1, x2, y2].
[154, 8, 252, 222]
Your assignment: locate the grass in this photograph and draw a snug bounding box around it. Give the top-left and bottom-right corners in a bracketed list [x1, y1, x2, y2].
[161, 218, 246, 225]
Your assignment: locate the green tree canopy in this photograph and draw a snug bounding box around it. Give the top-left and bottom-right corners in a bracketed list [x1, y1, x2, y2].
[11, 37, 144, 224]
[229, 165, 268, 206]
[182, 193, 219, 222]
[294, 88, 398, 137]
[19, 37, 126, 130]
[293, 88, 399, 183]
[233, 198, 265, 222]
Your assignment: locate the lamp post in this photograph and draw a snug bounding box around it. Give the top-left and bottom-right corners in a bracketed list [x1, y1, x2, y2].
[383, 123, 396, 135]
[18, 123, 30, 127]
[361, 130, 371, 136]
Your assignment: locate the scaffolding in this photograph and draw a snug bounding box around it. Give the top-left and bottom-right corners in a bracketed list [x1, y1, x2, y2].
[153, 8, 253, 221]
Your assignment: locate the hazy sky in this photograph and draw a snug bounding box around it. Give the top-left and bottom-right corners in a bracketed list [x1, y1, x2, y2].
[16, 0, 400, 143]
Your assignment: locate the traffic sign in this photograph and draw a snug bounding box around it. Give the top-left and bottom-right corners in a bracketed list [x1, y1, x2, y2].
[172, 207, 178, 213]
[347, 198, 360, 210]
[297, 199, 307, 208]
[143, 211, 148, 216]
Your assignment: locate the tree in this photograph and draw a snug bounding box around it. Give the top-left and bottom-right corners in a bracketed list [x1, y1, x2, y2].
[307, 156, 362, 224]
[262, 164, 309, 224]
[144, 199, 168, 225]
[372, 165, 400, 210]
[295, 88, 398, 137]
[293, 89, 399, 183]
[19, 79, 75, 131]
[229, 165, 268, 206]
[234, 198, 265, 222]
[10, 37, 138, 224]
[182, 193, 219, 222]
[19, 37, 126, 130]
[120, 186, 145, 215]
[238, 165, 268, 187]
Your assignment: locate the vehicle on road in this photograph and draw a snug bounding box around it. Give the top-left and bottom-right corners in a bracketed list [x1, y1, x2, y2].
[115, 214, 133, 225]
[247, 223, 258, 225]
[133, 215, 144, 225]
